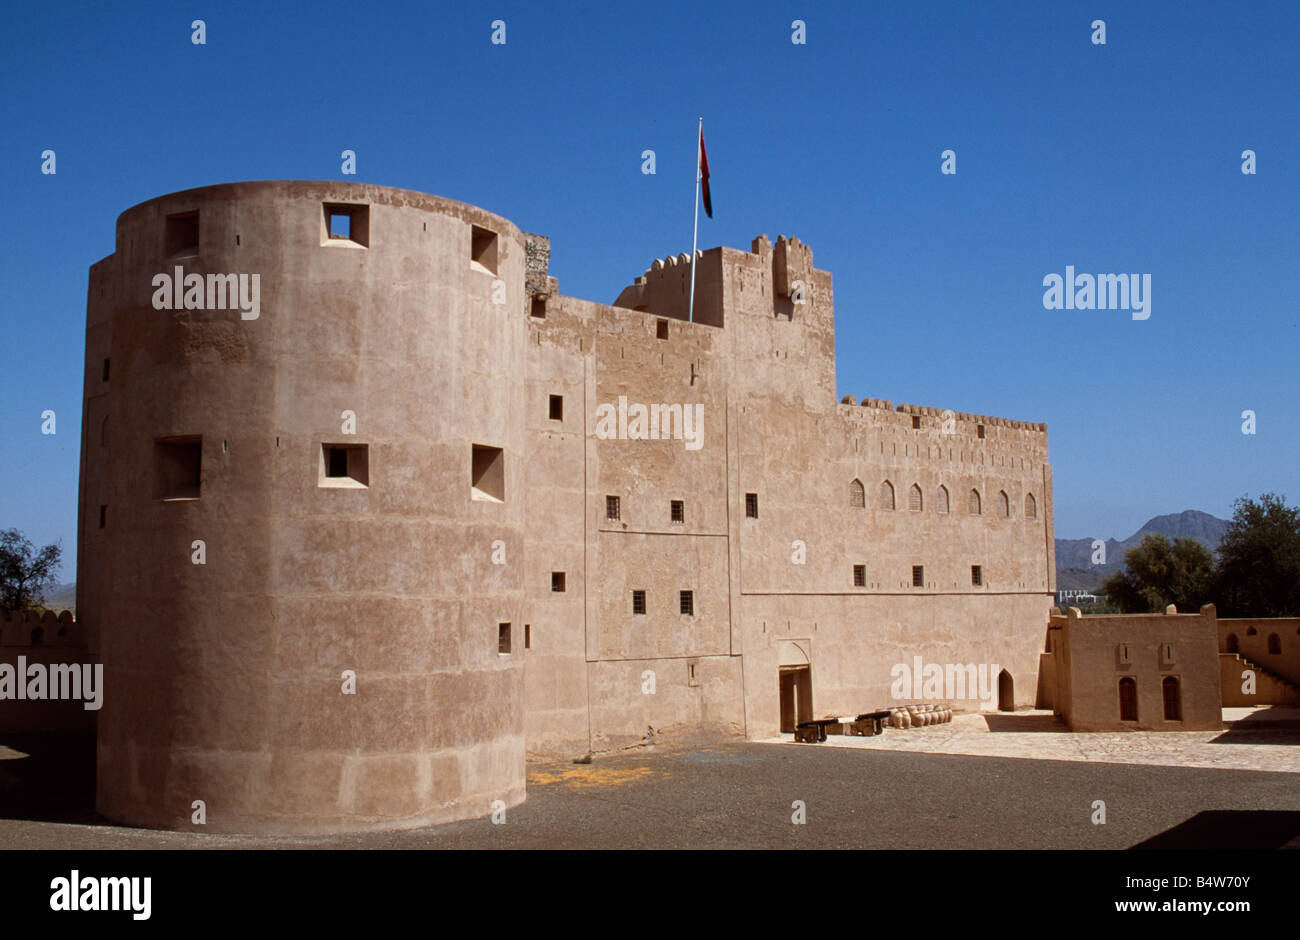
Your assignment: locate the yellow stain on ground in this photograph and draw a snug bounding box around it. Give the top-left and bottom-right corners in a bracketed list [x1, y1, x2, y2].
[528, 761, 660, 789]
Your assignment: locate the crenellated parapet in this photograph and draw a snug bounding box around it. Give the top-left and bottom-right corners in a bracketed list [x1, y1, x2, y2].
[0, 608, 82, 647]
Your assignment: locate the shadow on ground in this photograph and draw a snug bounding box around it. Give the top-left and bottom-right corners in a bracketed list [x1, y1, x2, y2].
[980, 713, 1067, 733]
[0, 732, 101, 825]
[1130, 810, 1300, 849]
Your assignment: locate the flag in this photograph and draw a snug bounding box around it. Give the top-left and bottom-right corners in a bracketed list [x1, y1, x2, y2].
[699, 128, 712, 218]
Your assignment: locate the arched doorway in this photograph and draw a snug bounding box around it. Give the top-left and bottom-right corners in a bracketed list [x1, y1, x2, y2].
[1225, 633, 1239, 654]
[997, 669, 1014, 711]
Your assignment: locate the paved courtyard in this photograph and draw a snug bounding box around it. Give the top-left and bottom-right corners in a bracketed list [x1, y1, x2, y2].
[2, 713, 1298, 849]
[760, 708, 1300, 774]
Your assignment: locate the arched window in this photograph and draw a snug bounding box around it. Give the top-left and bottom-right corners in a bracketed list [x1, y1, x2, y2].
[849, 478, 865, 509]
[1162, 677, 1181, 721]
[1118, 677, 1138, 722]
[936, 485, 950, 514]
[1246, 627, 1257, 636]
[1024, 492, 1036, 518]
[908, 484, 923, 512]
[1268, 633, 1282, 655]
[968, 489, 981, 515]
[879, 480, 895, 510]
[1225, 633, 1239, 654]
[997, 490, 1010, 518]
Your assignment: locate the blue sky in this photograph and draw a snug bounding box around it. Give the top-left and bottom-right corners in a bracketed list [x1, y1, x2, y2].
[2, 0, 1296, 580]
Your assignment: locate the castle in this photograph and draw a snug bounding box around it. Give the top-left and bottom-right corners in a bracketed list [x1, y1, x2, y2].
[76, 181, 1056, 834]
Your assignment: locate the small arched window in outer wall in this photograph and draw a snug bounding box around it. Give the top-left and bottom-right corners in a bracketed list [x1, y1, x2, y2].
[1268, 633, 1282, 655]
[936, 485, 950, 514]
[908, 484, 923, 512]
[968, 489, 981, 515]
[998, 490, 1010, 518]
[880, 480, 895, 511]
[1024, 492, 1037, 518]
[849, 478, 865, 509]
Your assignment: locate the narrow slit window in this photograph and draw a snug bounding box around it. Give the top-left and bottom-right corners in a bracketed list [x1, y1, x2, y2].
[102, 358, 110, 381]
[524, 623, 531, 650]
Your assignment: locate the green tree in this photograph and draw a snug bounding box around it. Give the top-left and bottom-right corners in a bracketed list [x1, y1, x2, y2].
[1214, 493, 1300, 617]
[0, 529, 63, 612]
[1099, 532, 1215, 613]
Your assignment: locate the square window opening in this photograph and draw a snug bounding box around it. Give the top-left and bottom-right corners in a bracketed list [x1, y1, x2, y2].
[670, 500, 684, 524]
[977, 424, 986, 439]
[656, 320, 669, 340]
[321, 203, 370, 247]
[606, 495, 621, 522]
[632, 590, 646, 615]
[470, 224, 498, 275]
[745, 493, 759, 519]
[498, 622, 512, 654]
[680, 590, 694, 616]
[912, 565, 925, 588]
[911, 415, 922, 429]
[320, 443, 369, 488]
[551, 571, 566, 593]
[853, 564, 866, 587]
[531, 295, 547, 318]
[164, 211, 200, 258]
[471, 444, 504, 502]
[154, 437, 202, 500]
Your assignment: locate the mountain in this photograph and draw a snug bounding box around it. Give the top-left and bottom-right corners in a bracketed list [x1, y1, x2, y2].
[1055, 510, 1229, 591]
[38, 581, 76, 613]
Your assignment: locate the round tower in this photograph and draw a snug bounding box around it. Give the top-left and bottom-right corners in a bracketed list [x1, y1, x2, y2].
[84, 181, 528, 833]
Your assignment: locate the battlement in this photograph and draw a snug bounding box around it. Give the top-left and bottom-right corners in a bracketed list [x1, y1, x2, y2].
[839, 396, 1046, 433]
[0, 609, 82, 647]
[611, 232, 827, 329]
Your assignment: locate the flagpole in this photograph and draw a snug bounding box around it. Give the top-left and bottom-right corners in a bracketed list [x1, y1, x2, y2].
[689, 116, 701, 324]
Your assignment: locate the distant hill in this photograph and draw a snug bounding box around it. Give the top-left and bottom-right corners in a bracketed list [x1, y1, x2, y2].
[1055, 510, 1229, 591]
[38, 581, 76, 613]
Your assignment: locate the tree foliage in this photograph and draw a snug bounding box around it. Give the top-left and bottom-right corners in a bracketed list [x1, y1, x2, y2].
[1099, 533, 1215, 613]
[1213, 493, 1300, 617]
[1099, 494, 1300, 616]
[0, 529, 63, 612]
